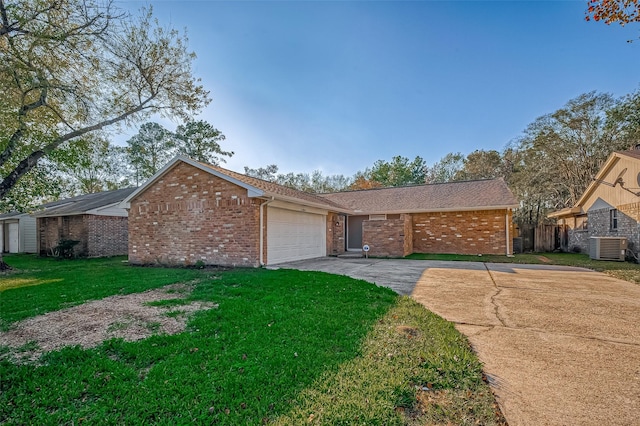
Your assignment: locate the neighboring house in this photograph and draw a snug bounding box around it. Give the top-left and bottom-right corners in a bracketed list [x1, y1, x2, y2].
[0, 212, 37, 254]
[121, 156, 518, 267]
[548, 149, 640, 255]
[34, 187, 135, 257]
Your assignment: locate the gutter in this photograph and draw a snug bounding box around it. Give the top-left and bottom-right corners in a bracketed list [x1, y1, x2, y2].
[259, 197, 275, 266]
[506, 210, 511, 256]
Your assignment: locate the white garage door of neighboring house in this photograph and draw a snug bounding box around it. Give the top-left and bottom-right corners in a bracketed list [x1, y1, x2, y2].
[267, 207, 326, 264]
[8, 222, 19, 253]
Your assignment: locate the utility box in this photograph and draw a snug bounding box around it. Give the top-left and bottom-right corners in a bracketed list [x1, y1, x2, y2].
[589, 237, 627, 261]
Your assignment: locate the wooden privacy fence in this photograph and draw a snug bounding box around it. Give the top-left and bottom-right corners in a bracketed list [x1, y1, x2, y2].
[519, 224, 569, 253]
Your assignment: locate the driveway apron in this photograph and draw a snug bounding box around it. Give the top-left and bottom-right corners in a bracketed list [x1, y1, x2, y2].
[274, 258, 640, 426]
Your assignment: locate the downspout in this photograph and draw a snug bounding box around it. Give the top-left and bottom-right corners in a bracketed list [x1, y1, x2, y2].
[259, 197, 275, 266]
[505, 210, 512, 256]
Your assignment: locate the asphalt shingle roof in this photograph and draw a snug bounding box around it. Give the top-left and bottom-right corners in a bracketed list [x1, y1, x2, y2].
[617, 149, 640, 161]
[34, 187, 136, 217]
[197, 162, 347, 211]
[318, 178, 518, 214]
[0, 211, 26, 220]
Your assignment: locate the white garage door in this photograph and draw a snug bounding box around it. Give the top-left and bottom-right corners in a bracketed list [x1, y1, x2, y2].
[267, 207, 326, 264]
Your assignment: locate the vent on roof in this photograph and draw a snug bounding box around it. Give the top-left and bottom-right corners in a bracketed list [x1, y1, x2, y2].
[589, 237, 627, 261]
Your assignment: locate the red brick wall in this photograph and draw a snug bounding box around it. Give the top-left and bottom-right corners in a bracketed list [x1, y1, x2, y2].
[403, 214, 413, 256]
[362, 216, 407, 257]
[327, 213, 346, 255]
[128, 162, 262, 267]
[86, 216, 128, 257]
[38, 215, 88, 256]
[412, 209, 510, 255]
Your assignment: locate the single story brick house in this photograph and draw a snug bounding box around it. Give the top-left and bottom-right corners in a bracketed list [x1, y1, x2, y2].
[34, 188, 135, 257]
[0, 212, 37, 254]
[121, 156, 518, 267]
[319, 180, 518, 258]
[549, 149, 640, 256]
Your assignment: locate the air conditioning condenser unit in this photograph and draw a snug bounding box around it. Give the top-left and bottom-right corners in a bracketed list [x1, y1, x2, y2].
[589, 237, 627, 261]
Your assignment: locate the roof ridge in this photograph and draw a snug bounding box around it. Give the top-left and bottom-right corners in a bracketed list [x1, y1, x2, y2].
[319, 177, 506, 195]
[196, 161, 347, 210]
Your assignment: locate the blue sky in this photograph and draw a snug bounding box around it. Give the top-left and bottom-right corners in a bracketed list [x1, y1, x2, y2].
[119, 0, 640, 176]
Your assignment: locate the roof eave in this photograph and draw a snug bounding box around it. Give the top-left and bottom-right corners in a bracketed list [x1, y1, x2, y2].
[345, 204, 518, 215]
[575, 153, 620, 207]
[33, 210, 84, 218]
[262, 191, 349, 213]
[547, 206, 583, 219]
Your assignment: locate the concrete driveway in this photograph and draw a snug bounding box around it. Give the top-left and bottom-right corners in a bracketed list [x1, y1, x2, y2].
[273, 258, 640, 426]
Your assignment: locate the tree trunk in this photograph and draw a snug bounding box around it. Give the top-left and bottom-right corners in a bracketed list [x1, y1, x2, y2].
[0, 252, 11, 271]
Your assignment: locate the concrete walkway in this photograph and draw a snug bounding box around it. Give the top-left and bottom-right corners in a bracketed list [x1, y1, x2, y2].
[272, 258, 640, 426]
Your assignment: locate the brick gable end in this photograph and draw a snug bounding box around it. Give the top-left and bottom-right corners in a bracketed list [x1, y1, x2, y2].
[128, 162, 262, 267]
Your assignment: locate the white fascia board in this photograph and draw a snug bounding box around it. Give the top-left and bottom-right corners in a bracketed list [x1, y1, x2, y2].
[267, 199, 329, 216]
[119, 155, 265, 208]
[575, 153, 619, 208]
[263, 192, 347, 213]
[87, 202, 129, 217]
[547, 206, 583, 218]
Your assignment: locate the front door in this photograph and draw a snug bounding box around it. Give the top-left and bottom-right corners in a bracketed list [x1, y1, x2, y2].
[8, 222, 19, 253]
[347, 215, 367, 250]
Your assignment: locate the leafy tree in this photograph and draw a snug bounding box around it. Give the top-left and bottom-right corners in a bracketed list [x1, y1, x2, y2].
[175, 120, 232, 164]
[425, 152, 464, 183]
[244, 164, 279, 181]
[368, 156, 427, 187]
[455, 150, 505, 181]
[607, 89, 640, 143]
[0, 160, 64, 212]
[126, 122, 176, 185]
[244, 164, 351, 193]
[509, 91, 634, 226]
[317, 173, 352, 193]
[348, 172, 383, 190]
[585, 0, 640, 25]
[0, 0, 209, 200]
[54, 137, 132, 194]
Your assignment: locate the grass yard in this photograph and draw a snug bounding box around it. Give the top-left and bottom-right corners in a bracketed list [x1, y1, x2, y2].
[0, 255, 205, 329]
[406, 252, 640, 284]
[0, 256, 503, 425]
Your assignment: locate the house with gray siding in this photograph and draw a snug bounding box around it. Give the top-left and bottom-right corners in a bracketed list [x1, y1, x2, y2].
[0, 212, 37, 254]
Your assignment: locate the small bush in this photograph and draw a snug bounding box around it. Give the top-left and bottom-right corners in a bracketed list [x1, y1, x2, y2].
[52, 239, 80, 259]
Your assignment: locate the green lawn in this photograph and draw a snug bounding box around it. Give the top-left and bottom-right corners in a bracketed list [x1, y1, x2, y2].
[406, 252, 640, 284]
[0, 255, 204, 329]
[0, 256, 503, 425]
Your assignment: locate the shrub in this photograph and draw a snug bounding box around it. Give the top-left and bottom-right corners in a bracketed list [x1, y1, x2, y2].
[52, 239, 80, 259]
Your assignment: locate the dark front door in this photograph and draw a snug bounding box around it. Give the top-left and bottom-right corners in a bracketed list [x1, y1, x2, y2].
[347, 215, 367, 250]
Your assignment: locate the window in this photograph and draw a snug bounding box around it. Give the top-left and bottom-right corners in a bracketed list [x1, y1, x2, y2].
[610, 209, 618, 230]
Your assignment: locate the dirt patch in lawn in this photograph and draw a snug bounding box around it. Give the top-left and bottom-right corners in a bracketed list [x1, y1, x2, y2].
[0, 283, 216, 364]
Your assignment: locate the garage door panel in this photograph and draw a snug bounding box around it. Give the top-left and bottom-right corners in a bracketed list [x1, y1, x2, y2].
[267, 207, 326, 264]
